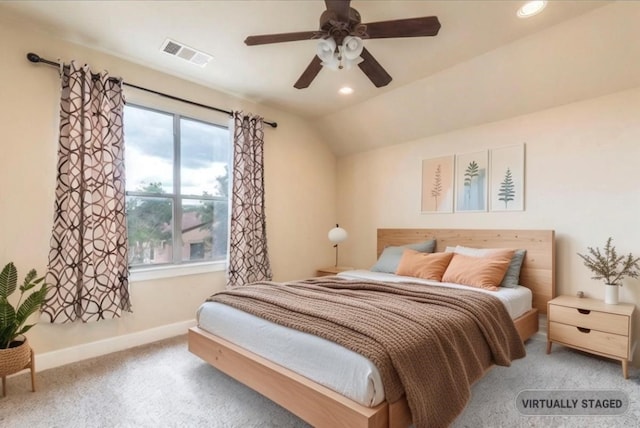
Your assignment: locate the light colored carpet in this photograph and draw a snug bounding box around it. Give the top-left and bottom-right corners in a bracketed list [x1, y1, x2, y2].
[1, 333, 638, 427]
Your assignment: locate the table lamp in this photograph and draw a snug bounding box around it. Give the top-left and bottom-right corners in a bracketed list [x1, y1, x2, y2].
[328, 224, 348, 267]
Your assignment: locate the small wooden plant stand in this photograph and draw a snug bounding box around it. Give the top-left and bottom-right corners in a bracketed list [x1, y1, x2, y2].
[1, 348, 36, 397]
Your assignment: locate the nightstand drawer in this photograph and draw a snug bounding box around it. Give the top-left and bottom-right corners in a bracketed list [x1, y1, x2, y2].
[549, 321, 629, 359]
[549, 304, 629, 336]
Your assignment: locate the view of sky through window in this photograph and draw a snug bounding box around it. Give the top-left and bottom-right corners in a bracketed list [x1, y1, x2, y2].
[124, 105, 230, 197]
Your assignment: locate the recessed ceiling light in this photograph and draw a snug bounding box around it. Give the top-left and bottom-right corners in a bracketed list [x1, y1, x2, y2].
[338, 86, 354, 95]
[517, 1, 547, 18]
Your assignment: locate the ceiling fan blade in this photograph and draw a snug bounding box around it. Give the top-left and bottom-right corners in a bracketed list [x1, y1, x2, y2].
[358, 47, 392, 88]
[294, 56, 323, 89]
[363, 16, 441, 39]
[324, 0, 351, 21]
[245, 31, 318, 46]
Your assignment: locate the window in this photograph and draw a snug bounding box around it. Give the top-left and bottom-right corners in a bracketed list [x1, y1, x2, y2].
[189, 242, 205, 260]
[124, 104, 230, 269]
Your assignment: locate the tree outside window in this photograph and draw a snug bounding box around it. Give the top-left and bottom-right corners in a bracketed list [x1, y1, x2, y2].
[124, 105, 230, 267]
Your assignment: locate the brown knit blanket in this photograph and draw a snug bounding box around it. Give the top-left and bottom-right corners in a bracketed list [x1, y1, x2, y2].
[207, 277, 525, 428]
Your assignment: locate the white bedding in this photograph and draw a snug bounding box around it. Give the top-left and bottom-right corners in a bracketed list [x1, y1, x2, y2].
[339, 269, 532, 319]
[196, 270, 532, 407]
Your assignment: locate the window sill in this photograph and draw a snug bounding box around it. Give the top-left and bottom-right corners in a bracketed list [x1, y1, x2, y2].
[129, 261, 226, 282]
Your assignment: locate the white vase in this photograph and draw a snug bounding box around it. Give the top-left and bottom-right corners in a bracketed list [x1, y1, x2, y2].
[604, 283, 619, 305]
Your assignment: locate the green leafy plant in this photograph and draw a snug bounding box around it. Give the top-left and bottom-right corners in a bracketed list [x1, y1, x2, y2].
[0, 262, 48, 349]
[577, 238, 640, 286]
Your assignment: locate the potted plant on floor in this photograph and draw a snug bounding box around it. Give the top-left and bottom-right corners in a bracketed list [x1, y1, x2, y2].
[577, 237, 640, 304]
[0, 262, 48, 390]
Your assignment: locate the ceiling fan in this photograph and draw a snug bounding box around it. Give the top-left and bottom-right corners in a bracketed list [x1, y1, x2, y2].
[244, 0, 441, 89]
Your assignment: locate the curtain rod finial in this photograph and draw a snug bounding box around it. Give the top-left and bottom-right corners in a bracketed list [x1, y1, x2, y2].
[27, 52, 41, 63]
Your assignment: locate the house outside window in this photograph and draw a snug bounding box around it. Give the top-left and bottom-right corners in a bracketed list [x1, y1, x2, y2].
[123, 104, 230, 270]
[189, 242, 206, 260]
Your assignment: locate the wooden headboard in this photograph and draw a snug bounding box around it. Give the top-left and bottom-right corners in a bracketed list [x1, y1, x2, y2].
[377, 229, 556, 314]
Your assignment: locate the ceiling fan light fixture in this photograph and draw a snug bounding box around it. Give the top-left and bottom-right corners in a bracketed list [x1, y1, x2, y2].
[316, 36, 364, 71]
[338, 86, 354, 95]
[316, 37, 340, 70]
[342, 36, 364, 60]
[248, 2, 441, 89]
[517, 1, 547, 18]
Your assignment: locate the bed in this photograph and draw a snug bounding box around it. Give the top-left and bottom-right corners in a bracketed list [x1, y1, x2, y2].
[188, 228, 556, 428]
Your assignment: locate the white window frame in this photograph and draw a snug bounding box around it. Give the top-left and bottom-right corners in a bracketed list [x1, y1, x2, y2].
[124, 103, 230, 281]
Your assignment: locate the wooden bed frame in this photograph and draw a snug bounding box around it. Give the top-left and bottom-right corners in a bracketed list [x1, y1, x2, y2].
[188, 228, 556, 428]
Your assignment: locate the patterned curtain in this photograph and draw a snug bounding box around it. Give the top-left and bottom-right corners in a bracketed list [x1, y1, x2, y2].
[227, 112, 272, 287]
[42, 61, 131, 323]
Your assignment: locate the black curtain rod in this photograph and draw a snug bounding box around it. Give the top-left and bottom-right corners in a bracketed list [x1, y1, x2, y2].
[26, 52, 277, 128]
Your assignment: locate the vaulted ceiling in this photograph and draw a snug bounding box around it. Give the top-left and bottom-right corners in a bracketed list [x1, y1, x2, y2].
[3, 1, 637, 156]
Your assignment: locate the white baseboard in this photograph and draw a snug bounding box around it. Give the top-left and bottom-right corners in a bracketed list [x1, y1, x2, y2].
[34, 319, 196, 373]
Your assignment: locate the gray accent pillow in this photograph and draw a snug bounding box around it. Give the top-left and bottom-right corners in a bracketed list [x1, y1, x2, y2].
[502, 249, 527, 288]
[371, 239, 436, 273]
[451, 245, 526, 288]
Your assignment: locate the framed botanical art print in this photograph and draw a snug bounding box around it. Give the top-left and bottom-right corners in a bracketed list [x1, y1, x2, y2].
[421, 155, 454, 213]
[455, 150, 488, 212]
[490, 144, 525, 211]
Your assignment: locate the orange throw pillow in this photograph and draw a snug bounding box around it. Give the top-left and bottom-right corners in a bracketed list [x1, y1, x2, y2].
[441, 250, 515, 291]
[395, 249, 454, 281]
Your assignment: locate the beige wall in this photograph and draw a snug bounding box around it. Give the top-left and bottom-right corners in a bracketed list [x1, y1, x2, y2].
[336, 86, 640, 365]
[0, 17, 337, 354]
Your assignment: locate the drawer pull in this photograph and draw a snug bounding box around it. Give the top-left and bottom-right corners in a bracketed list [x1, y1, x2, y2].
[577, 327, 591, 333]
[577, 308, 590, 315]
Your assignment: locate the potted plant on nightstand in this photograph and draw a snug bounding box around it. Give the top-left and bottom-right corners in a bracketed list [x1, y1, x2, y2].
[0, 262, 48, 396]
[577, 237, 640, 304]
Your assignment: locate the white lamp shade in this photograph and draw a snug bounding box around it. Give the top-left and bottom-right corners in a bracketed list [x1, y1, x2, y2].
[317, 38, 337, 61]
[342, 36, 363, 60]
[328, 227, 348, 244]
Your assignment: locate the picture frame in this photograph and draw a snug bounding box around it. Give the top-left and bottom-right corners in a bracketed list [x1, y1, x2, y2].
[490, 144, 525, 212]
[421, 155, 454, 213]
[455, 150, 488, 212]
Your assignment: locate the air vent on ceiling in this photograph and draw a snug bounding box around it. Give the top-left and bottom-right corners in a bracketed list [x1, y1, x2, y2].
[160, 38, 212, 68]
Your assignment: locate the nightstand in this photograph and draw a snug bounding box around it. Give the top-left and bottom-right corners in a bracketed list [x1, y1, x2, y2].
[547, 295, 636, 379]
[316, 266, 354, 277]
